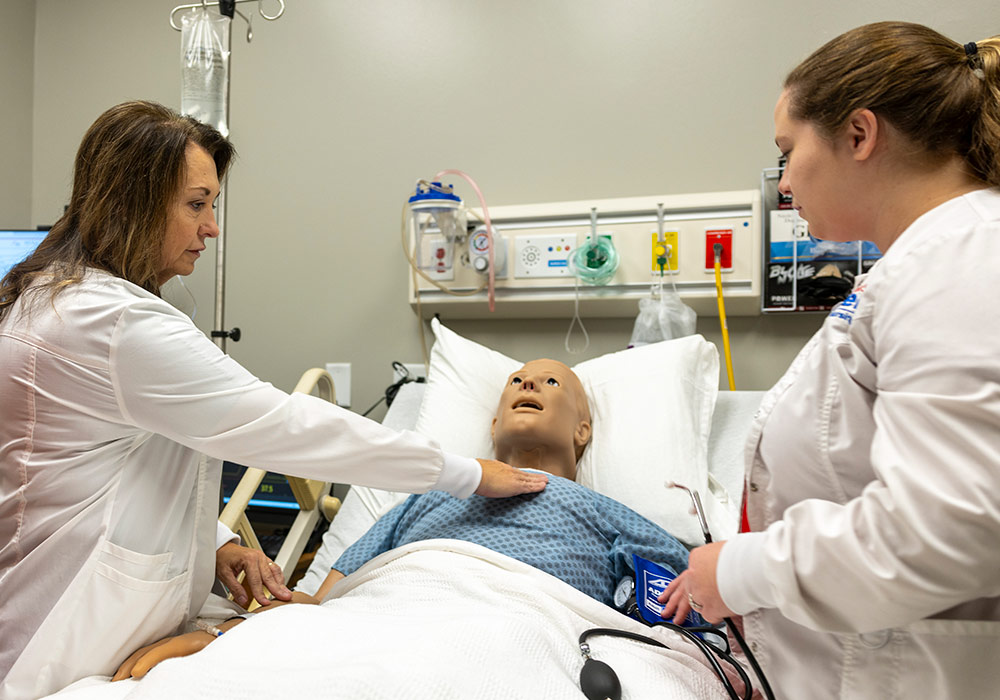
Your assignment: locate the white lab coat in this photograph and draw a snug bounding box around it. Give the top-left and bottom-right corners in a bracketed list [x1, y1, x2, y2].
[717, 188, 1000, 698]
[0, 270, 480, 699]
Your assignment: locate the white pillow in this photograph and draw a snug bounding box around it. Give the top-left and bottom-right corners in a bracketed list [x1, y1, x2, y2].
[414, 318, 719, 545]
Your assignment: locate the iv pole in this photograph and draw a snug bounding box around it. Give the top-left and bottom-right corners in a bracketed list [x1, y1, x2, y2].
[170, 0, 286, 351]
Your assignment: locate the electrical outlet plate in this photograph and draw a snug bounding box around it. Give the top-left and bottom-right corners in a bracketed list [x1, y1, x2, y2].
[324, 362, 351, 408]
[392, 362, 427, 383]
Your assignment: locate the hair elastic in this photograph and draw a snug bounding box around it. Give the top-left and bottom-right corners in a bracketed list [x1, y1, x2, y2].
[964, 42, 979, 57]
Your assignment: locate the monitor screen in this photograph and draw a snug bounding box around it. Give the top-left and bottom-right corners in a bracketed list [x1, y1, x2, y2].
[221, 461, 301, 511]
[0, 229, 48, 278]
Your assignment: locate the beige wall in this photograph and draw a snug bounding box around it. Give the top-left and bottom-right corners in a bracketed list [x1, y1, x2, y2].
[21, 0, 994, 414]
[1, 0, 36, 228]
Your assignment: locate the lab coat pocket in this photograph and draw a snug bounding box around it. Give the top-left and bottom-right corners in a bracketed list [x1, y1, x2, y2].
[897, 618, 1000, 699]
[97, 539, 173, 581]
[842, 618, 1000, 700]
[5, 548, 192, 699]
[83, 558, 192, 670]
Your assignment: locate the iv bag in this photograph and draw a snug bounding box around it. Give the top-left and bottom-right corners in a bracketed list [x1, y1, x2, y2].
[180, 8, 231, 136]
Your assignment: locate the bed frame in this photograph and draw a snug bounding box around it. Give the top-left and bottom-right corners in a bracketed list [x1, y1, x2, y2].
[217, 368, 344, 585]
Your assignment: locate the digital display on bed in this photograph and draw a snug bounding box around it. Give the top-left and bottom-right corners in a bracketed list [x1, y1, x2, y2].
[221, 461, 301, 510]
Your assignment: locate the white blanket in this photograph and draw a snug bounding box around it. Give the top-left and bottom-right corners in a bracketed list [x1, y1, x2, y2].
[50, 540, 729, 700]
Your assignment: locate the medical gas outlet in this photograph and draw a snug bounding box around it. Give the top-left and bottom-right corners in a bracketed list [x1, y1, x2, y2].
[651, 231, 679, 274]
[705, 229, 733, 271]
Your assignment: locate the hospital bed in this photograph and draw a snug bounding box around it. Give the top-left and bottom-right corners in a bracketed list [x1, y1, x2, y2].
[47, 326, 765, 700]
[294, 379, 764, 596]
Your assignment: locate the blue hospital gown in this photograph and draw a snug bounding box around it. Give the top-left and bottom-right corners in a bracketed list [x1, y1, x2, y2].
[333, 474, 689, 607]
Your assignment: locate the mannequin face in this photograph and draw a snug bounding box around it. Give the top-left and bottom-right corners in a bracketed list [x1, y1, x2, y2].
[491, 359, 592, 479]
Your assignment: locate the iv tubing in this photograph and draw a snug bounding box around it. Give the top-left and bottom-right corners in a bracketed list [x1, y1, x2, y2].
[434, 169, 496, 312]
[714, 248, 736, 391]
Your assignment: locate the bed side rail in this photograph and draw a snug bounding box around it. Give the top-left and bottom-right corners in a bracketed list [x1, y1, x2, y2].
[218, 368, 343, 594]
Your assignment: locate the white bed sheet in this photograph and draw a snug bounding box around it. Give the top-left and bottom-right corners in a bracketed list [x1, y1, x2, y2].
[44, 385, 763, 699]
[50, 541, 732, 700]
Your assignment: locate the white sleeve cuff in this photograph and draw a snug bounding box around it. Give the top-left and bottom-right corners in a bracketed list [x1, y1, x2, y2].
[215, 520, 240, 550]
[716, 531, 775, 614]
[432, 453, 482, 498]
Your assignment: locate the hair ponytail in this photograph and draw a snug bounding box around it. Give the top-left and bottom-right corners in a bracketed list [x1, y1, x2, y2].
[785, 22, 1000, 188]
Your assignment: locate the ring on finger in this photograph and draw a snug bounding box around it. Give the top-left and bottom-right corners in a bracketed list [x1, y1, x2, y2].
[688, 592, 704, 611]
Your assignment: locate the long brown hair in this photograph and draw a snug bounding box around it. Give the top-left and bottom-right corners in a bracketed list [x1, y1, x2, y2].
[784, 22, 1000, 187]
[0, 101, 234, 321]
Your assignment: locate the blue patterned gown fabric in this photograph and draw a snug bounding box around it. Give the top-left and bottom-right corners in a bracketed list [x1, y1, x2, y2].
[333, 473, 690, 607]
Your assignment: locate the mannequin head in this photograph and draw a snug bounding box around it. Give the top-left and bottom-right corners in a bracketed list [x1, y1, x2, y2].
[490, 359, 592, 480]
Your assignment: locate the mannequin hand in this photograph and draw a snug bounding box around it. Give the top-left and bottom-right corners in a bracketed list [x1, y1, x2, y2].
[112, 626, 235, 681]
[215, 542, 292, 608]
[266, 590, 321, 607]
[658, 541, 735, 625]
[474, 459, 548, 498]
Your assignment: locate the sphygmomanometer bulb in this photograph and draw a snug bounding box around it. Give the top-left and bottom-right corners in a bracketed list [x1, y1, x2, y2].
[580, 658, 622, 700]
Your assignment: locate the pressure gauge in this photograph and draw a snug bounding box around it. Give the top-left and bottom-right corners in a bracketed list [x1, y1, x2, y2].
[469, 226, 507, 277]
[613, 576, 635, 610]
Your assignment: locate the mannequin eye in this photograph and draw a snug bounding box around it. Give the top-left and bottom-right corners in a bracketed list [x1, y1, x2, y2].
[511, 377, 523, 385]
[546, 377, 560, 386]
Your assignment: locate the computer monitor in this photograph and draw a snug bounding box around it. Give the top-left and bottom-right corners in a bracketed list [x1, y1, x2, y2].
[221, 461, 301, 511]
[0, 229, 48, 278]
[220, 462, 307, 559]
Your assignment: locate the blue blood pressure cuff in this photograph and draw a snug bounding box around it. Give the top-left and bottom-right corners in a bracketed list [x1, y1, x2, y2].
[614, 554, 707, 628]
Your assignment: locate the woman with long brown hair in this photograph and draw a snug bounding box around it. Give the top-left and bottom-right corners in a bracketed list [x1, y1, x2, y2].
[0, 101, 545, 699]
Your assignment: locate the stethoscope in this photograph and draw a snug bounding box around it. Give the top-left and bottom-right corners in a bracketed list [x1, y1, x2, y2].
[578, 483, 776, 700]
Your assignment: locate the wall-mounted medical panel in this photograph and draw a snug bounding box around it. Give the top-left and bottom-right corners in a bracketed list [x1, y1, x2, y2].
[407, 190, 761, 319]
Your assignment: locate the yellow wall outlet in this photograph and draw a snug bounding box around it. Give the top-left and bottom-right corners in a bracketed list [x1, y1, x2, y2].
[651, 231, 679, 273]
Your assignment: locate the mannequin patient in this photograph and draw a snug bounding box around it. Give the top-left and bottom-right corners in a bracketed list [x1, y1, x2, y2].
[115, 359, 689, 679]
[314, 359, 688, 604]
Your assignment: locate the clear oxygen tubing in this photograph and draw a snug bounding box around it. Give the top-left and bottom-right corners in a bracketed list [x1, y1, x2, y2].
[713, 246, 736, 390]
[564, 208, 600, 354]
[564, 270, 591, 354]
[433, 169, 497, 312]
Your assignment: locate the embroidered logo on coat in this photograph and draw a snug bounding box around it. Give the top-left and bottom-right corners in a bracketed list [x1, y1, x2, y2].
[828, 285, 865, 324]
